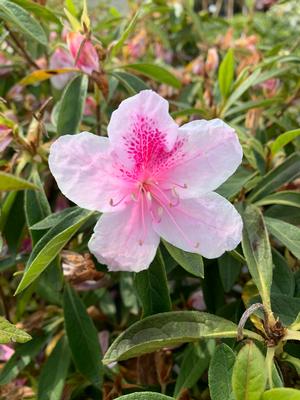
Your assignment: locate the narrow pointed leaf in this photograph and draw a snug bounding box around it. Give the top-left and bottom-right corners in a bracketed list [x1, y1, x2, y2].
[103, 311, 262, 365]
[242, 205, 273, 312]
[208, 344, 236, 400]
[0, 172, 38, 192]
[15, 208, 93, 294]
[265, 217, 300, 259]
[134, 250, 171, 317]
[63, 285, 103, 386]
[0, 0, 47, 45]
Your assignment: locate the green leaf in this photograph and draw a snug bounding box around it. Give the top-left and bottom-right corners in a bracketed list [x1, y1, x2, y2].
[218, 49, 235, 99]
[57, 74, 88, 135]
[254, 191, 300, 208]
[262, 388, 300, 400]
[24, 171, 51, 245]
[134, 250, 171, 317]
[30, 206, 78, 230]
[111, 10, 140, 57]
[103, 311, 262, 365]
[15, 208, 93, 294]
[174, 341, 214, 397]
[0, 316, 31, 344]
[265, 217, 300, 259]
[0, 0, 47, 45]
[11, 0, 60, 23]
[208, 344, 236, 400]
[0, 172, 38, 192]
[163, 240, 204, 278]
[218, 253, 241, 293]
[247, 153, 300, 202]
[221, 68, 261, 117]
[0, 335, 47, 384]
[271, 294, 300, 325]
[225, 98, 281, 118]
[216, 167, 256, 199]
[272, 249, 295, 297]
[122, 63, 181, 88]
[271, 129, 300, 155]
[232, 342, 267, 400]
[115, 394, 174, 400]
[63, 285, 103, 386]
[38, 336, 71, 400]
[110, 71, 149, 95]
[242, 205, 273, 313]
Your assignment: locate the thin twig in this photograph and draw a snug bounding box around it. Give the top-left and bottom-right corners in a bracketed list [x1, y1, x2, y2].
[4, 23, 40, 69]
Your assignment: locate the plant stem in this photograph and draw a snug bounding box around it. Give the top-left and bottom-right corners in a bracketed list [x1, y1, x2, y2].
[266, 347, 275, 389]
[5, 24, 40, 69]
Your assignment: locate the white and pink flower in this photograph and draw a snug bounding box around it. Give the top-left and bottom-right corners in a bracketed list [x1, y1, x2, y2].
[49, 90, 243, 272]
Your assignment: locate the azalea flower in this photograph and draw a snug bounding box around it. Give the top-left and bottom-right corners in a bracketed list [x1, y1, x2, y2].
[49, 90, 243, 272]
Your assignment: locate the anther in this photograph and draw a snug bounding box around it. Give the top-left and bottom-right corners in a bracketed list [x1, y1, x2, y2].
[138, 239, 144, 246]
[195, 242, 200, 248]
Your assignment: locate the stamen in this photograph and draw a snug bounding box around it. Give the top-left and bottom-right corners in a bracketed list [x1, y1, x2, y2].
[109, 193, 129, 207]
[195, 242, 200, 248]
[138, 239, 144, 246]
[150, 182, 180, 208]
[150, 191, 196, 249]
[146, 191, 152, 201]
[169, 181, 188, 189]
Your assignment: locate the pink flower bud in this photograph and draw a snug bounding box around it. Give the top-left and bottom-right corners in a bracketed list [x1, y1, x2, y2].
[67, 32, 99, 75]
[205, 48, 219, 74]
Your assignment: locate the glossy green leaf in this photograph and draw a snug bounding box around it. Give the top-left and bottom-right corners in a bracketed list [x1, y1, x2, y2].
[11, 0, 60, 23]
[110, 71, 149, 95]
[24, 171, 51, 245]
[208, 344, 236, 400]
[254, 191, 300, 208]
[30, 206, 78, 230]
[38, 336, 71, 400]
[242, 205, 273, 312]
[216, 167, 256, 199]
[0, 335, 47, 384]
[265, 217, 300, 259]
[262, 388, 300, 400]
[271, 129, 300, 155]
[0, 0, 47, 45]
[232, 342, 267, 400]
[218, 48, 234, 99]
[221, 68, 261, 117]
[63, 285, 103, 386]
[57, 74, 88, 135]
[15, 208, 93, 294]
[103, 311, 262, 365]
[272, 249, 295, 297]
[0, 316, 31, 344]
[0, 172, 38, 192]
[271, 293, 300, 325]
[115, 394, 174, 400]
[122, 63, 181, 88]
[163, 240, 204, 278]
[134, 250, 171, 317]
[247, 153, 300, 202]
[175, 341, 214, 397]
[218, 253, 241, 292]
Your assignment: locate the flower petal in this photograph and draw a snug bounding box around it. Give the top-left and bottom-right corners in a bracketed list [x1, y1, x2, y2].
[152, 192, 243, 259]
[88, 203, 160, 272]
[49, 132, 131, 212]
[107, 90, 178, 167]
[163, 119, 243, 198]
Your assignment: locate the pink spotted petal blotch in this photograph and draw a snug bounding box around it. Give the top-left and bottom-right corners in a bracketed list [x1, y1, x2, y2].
[49, 90, 243, 272]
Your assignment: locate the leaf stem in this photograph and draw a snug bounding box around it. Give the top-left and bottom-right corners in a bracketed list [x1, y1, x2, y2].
[265, 346, 275, 389]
